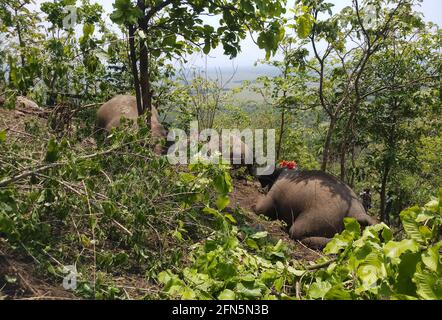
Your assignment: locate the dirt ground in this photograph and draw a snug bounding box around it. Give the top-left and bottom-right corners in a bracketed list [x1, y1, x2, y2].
[0, 242, 76, 300]
[0, 107, 47, 142]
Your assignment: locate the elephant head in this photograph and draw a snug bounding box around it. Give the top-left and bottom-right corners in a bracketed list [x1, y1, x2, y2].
[256, 167, 291, 190]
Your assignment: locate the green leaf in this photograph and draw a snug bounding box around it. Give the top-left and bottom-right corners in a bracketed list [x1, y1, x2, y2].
[158, 270, 187, 296]
[274, 277, 284, 292]
[213, 171, 233, 195]
[324, 230, 354, 254]
[324, 286, 353, 300]
[83, 23, 95, 39]
[250, 231, 268, 239]
[0, 130, 6, 143]
[179, 172, 196, 183]
[344, 217, 361, 237]
[224, 214, 236, 224]
[260, 269, 279, 285]
[246, 238, 259, 250]
[382, 227, 393, 243]
[296, 14, 313, 38]
[45, 138, 60, 163]
[396, 252, 421, 295]
[413, 264, 442, 300]
[424, 199, 439, 212]
[400, 209, 425, 243]
[162, 34, 177, 47]
[216, 195, 230, 211]
[216, 262, 237, 279]
[235, 282, 262, 298]
[110, 0, 143, 25]
[203, 206, 222, 218]
[218, 289, 236, 300]
[357, 264, 379, 287]
[384, 239, 420, 259]
[308, 280, 332, 299]
[421, 243, 441, 272]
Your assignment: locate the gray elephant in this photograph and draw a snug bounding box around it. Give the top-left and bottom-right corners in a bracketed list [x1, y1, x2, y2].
[253, 168, 378, 249]
[96, 95, 168, 155]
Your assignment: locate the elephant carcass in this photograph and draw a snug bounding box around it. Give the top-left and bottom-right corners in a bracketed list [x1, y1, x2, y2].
[96, 95, 167, 154]
[254, 168, 377, 249]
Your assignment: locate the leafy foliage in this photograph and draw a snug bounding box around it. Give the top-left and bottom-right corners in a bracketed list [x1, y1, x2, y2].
[159, 189, 442, 300]
[0, 118, 235, 299]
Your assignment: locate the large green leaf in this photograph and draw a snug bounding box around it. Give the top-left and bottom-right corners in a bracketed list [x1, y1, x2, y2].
[218, 289, 236, 300]
[235, 282, 262, 299]
[384, 239, 420, 259]
[421, 243, 442, 272]
[400, 208, 425, 243]
[396, 252, 421, 296]
[296, 14, 314, 38]
[344, 217, 361, 237]
[308, 280, 332, 299]
[216, 195, 230, 211]
[413, 263, 442, 300]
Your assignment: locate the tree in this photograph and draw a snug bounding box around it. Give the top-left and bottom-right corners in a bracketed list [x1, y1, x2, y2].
[294, 0, 425, 172]
[358, 24, 440, 222]
[0, 0, 42, 95]
[110, 0, 288, 128]
[251, 37, 313, 160]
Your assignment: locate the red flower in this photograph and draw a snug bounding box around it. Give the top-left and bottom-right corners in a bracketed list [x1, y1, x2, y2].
[279, 160, 298, 170]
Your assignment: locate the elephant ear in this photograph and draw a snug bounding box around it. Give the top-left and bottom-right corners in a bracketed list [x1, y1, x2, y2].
[256, 168, 284, 189]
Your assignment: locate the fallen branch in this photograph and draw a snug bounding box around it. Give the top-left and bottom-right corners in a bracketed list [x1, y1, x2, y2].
[0, 163, 63, 188]
[305, 258, 336, 271]
[0, 145, 121, 188]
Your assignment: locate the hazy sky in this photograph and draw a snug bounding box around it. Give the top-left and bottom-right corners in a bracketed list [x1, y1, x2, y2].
[33, 0, 441, 69]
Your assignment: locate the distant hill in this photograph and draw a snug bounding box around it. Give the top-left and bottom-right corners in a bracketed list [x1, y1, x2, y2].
[177, 65, 281, 89]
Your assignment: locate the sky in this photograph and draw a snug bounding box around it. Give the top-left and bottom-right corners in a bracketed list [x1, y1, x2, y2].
[32, 0, 441, 70]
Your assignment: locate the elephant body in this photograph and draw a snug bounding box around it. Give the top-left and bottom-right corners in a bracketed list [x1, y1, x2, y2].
[96, 95, 167, 154]
[96, 95, 138, 132]
[222, 135, 253, 175]
[254, 168, 377, 249]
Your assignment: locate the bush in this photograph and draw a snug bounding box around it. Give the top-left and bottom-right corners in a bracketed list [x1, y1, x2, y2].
[159, 188, 442, 300]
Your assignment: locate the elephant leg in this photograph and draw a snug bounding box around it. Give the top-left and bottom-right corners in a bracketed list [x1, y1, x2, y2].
[355, 214, 378, 227]
[288, 217, 332, 250]
[298, 237, 332, 250]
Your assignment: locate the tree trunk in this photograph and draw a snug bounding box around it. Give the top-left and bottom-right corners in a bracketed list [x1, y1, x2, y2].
[321, 116, 336, 172]
[136, 0, 152, 127]
[276, 107, 286, 160]
[128, 24, 142, 116]
[349, 144, 356, 188]
[339, 142, 346, 182]
[15, 12, 26, 68]
[380, 164, 390, 223]
[15, 10, 27, 94]
[340, 106, 357, 182]
[139, 39, 151, 116]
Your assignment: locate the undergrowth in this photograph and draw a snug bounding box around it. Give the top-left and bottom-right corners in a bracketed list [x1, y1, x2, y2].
[0, 116, 441, 300]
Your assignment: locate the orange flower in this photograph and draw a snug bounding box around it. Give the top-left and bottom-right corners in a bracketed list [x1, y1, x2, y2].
[279, 160, 298, 170]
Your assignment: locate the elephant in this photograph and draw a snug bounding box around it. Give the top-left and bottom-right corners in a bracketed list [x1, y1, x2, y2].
[220, 135, 254, 176]
[253, 168, 378, 249]
[96, 95, 168, 155]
